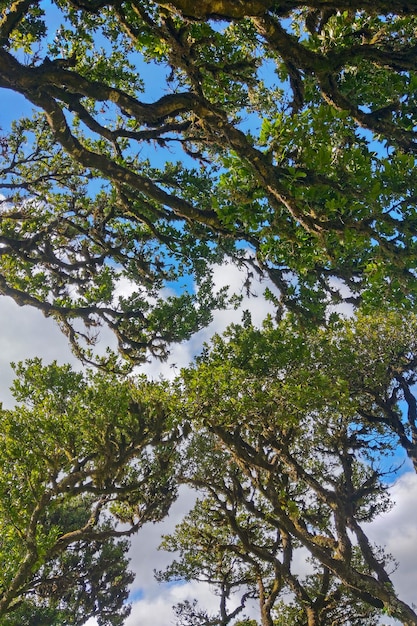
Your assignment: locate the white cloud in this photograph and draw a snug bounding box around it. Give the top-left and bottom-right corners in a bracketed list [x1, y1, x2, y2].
[127, 486, 197, 598]
[0, 298, 79, 408]
[367, 472, 417, 613]
[124, 581, 220, 626]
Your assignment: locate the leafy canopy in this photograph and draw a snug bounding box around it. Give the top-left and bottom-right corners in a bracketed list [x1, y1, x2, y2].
[0, 358, 181, 622]
[1, 1, 417, 361]
[2, 2, 417, 623]
[172, 311, 417, 625]
[2, 312, 417, 624]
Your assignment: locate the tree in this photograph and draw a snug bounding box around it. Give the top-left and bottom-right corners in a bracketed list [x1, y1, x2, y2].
[158, 490, 383, 626]
[157, 497, 265, 626]
[175, 315, 417, 625]
[186, 310, 417, 470]
[159, 490, 383, 626]
[0, 358, 182, 622]
[0, 498, 134, 626]
[1, 1, 417, 361]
